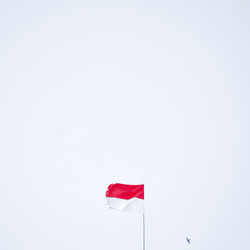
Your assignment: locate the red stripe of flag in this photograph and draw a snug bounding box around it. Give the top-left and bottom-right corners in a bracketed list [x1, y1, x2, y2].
[106, 183, 144, 200]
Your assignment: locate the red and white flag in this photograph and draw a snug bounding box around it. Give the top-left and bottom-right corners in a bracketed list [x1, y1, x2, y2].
[106, 183, 144, 214]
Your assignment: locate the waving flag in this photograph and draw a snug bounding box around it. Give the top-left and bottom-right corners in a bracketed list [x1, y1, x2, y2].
[106, 183, 144, 214]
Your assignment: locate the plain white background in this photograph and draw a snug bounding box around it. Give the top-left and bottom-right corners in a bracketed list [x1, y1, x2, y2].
[0, 1, 249, 249]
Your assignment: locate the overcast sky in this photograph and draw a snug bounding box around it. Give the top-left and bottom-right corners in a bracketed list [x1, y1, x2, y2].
[0, 1, 250, 250]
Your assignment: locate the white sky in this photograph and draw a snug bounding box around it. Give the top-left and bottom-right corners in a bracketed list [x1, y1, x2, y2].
[0, 1, 250, 250]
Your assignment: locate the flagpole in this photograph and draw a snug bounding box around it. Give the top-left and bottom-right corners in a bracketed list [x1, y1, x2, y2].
[143, 213, 145, 250]
[143, 182, 145, 250]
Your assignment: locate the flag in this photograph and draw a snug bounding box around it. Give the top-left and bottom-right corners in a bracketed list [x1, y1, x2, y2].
[106, 183, 144, 214]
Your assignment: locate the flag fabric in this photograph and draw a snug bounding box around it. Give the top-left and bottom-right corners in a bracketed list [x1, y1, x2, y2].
[106, 183, 144, 214]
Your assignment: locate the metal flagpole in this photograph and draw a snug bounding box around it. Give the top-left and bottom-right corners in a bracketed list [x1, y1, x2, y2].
[143, 213, 145, 250]
[143, 182, 145, 250]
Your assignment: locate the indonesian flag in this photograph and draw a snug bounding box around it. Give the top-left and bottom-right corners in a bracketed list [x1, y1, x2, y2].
[106, 183, 144, 214]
